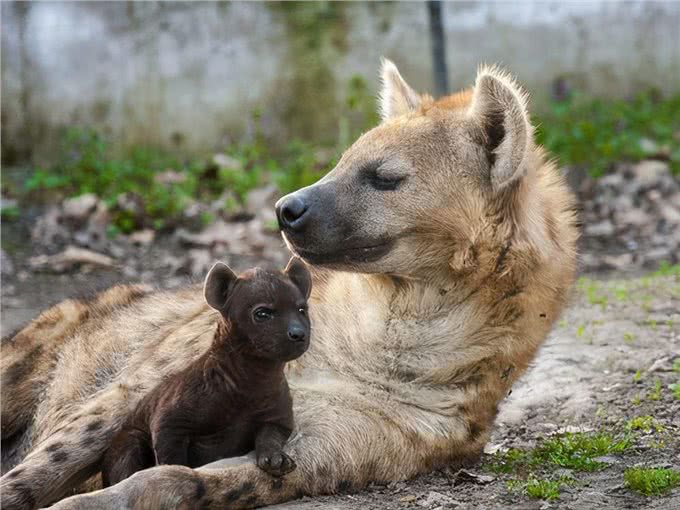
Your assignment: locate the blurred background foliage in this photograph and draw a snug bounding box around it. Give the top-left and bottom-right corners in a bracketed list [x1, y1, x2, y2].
[18, 87, 680, 234]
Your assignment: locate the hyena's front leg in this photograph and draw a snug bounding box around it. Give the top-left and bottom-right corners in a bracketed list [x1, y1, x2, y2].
[50, 392, 482, 509]
[0, 387, 130, 510]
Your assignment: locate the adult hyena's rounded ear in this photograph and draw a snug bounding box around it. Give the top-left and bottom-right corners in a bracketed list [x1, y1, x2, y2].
[284, 257, 312, 299]
[468, 66, 533, 191]
[379, 58, 422, 122]
[204, 262, 238, 311]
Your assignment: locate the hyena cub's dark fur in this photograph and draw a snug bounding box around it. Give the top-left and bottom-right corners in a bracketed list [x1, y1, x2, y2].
[101, 258, 312, 486]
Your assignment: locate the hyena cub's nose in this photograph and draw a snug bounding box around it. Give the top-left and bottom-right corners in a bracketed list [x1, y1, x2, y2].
[287, 324, 307, 342]
[276, 195, 309, 231]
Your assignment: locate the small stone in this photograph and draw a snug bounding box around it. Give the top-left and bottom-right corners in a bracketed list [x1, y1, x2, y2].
[658, 205, 680, 225]
[28, 246, 117, 273]
[129, 229, 155, 246]
[601, 253, 633, 270]
[399, 495, 417, 503]
[62, 194, 99, 222]
[630, 160, 670, 189]
[584, 220, 615, 238]
[617, 208, 651, 227]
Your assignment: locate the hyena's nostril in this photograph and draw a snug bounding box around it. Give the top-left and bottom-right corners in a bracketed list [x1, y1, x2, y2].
[276, 196, 308, 231]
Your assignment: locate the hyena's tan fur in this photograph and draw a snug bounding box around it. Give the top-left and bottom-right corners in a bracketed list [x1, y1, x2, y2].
[1, 62, 577, 509]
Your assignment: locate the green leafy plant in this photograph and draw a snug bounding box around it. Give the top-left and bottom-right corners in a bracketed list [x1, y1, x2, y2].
[525, 477, 561, 500]
[535, 91, 680, 177]
[487, 432, 630, 474]
[624, 467, 680, 496]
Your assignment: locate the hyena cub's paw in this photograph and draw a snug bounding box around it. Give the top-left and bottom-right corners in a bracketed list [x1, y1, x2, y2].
[257, 450, 296, 477]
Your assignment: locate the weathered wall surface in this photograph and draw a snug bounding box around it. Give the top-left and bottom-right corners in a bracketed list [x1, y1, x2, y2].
[2, 1, 679, 162]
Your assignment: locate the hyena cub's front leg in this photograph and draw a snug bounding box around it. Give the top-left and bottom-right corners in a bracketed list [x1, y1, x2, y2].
[0, 387, 130, 510]
[255, 423, 296, 477]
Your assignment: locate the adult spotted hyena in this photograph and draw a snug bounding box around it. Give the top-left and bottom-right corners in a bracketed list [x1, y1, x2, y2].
[1, 61, 577, 509]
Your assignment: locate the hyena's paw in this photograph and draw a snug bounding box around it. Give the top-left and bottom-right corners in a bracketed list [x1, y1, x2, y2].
[256, 450, 296, 477]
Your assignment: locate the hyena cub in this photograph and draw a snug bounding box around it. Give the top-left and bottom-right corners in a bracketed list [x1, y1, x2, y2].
[101, 258, 312, 487]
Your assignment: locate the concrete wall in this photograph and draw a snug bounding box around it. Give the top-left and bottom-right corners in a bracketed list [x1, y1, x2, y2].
[2, 1, 679, 163]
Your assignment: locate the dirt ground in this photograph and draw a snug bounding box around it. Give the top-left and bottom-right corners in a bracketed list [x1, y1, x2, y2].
[2, 270, 678, 509]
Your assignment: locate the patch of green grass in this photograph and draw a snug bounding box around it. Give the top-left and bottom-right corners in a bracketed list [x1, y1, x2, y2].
[669, 383, 680, 400]
[624, 332, 635, 344]
[614, 286, 629, 301]
[624, 467, 680, 496]
[652, 261, 680, 277]
[525, 478, 561, 500]
[488, 432, 630, 474]
[672, 359, 680, 374]
[577, 278, 608, 309]
[626, 415, 664, 433]
[576, 324, 586, 338]
[534, 432, 630, 472]
[535, 91, 680, 177]
[632, 370, 643, 383]
[648, 380, 662, 401]
[0, 205, 19, 220]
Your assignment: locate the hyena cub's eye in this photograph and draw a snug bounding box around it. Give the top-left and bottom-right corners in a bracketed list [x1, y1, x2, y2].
[253, 307, 274, 322]
[362, 162, 406, 191]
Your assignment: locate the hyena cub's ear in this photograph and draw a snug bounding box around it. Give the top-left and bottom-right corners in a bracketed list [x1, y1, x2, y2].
[468, 66, 533, 191]
[204, 262, 238, 310]
[379, 58, 421, 121]
[284, 257, 312, 299]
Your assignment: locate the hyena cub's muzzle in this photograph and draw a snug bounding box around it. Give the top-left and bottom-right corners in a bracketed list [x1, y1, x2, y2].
[276, 182, 394, 266]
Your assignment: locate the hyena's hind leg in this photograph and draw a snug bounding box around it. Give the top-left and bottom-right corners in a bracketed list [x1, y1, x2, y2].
[1, 284, 150, 441]
[0, 384, 132, 510]
[101, 428, 155, 487]
[1, 298, 89, 441]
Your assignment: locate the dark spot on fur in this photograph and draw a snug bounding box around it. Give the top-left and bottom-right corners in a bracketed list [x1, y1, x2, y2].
[86, 419, 104, 432]
[46, 442, 64, 453]
[271, 478, 284, 491]
[337, 480, 352, 493]
[539, 313, 546, 318]
[439, 288, 447, 296]
[224, 482, 254, 504]
[316, 464, 331, 479]
[51, 450, 69, 463]
[224, 490, 241, 503]
[244, 495, 260, 506]
[494, 242, 511, 274]
[9, 482, 36, 508]
[502, 286, 522, 300]
[468, 420, 483, 441]
[3, 345, 44, 387]
[194, 479, 207, 500]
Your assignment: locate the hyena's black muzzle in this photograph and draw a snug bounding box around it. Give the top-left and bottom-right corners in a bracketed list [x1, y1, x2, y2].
[275, 183, 393, 266]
